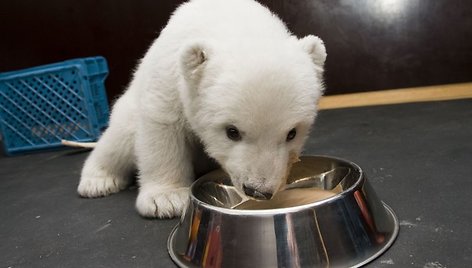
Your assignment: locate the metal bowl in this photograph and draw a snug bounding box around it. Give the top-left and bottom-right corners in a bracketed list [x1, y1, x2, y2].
[168, 156, 399, 268]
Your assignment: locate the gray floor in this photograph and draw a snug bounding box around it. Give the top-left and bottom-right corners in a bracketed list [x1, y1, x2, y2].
[1, 99, 471, 267]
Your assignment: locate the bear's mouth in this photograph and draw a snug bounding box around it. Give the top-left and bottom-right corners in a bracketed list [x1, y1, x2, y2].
[242, 184, 273, 200]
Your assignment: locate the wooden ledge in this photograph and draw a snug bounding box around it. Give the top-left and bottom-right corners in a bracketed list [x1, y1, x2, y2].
[318, 82, 472, 110]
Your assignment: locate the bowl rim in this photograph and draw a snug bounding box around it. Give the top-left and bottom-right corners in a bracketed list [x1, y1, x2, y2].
[189, 155, 365, 216]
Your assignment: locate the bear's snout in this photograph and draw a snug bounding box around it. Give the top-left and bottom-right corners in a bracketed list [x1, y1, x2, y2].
[243, 184, 273, 200]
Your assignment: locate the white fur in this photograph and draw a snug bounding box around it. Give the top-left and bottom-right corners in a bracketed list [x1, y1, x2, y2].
[78, 0, 327, 218]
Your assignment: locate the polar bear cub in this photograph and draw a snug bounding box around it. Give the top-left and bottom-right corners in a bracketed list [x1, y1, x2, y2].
[78, 0, 327, 218]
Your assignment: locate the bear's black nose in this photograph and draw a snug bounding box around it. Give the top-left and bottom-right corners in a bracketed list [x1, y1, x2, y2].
[243, 184, 273, 200]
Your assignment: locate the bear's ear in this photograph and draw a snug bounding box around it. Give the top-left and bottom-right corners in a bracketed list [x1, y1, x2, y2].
[298, 35, 327, 67]
[180, 43, 209, 87]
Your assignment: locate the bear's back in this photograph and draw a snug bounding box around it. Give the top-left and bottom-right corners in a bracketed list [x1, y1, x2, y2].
[162, 0, 291, 42]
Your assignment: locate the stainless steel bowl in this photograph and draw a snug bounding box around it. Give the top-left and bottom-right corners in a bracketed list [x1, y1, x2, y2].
[168, 156, 399, 268]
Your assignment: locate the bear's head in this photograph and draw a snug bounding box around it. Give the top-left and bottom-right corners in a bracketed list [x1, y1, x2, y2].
[179, 35, 326, 199]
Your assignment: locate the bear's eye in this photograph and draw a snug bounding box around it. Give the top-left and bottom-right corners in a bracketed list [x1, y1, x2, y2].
[226, 125, 241, 141]
[286, 128, 297, 142]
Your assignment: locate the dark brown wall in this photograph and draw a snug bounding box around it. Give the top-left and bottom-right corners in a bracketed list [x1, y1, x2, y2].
[1, 0, 471, 100]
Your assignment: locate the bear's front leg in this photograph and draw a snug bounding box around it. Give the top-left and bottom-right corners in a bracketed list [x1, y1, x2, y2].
[78, 93, 136, 198]
[134, 119, 194, 218]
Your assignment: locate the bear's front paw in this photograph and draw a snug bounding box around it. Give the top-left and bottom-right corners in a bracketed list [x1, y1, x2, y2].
[136, 186, 189, 218]
[78, 173, 128, 198]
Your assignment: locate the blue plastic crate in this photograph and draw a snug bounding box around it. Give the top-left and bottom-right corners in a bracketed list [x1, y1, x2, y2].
[0, 56, 110, 155]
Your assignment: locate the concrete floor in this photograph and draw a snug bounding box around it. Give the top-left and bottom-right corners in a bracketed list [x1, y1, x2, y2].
[1, 99, 471, 267]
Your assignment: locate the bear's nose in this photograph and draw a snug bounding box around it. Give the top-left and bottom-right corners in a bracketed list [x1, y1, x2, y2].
[243, 184, 273, 200]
